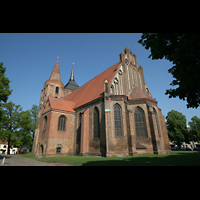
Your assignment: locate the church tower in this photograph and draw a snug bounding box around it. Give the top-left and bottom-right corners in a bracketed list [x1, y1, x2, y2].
[64, 64, 79, 95]
[32, 59, 65, 153]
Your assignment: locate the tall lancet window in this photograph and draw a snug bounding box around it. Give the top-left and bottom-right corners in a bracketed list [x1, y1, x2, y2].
[93, 107, 100, 139]
[58, 115, 66, 131]
[134, 107, 148, 138]
[114, 104, 123, 137]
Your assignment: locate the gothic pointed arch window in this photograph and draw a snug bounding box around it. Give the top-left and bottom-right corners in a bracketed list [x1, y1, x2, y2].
[114, 103, 123, 137]
[134, 107, 148, 138]
[93, 107, 100, 139]
[58, 115, 66, 131]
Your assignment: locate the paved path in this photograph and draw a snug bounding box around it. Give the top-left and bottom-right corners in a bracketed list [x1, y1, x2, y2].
[0, 154, 71, 166]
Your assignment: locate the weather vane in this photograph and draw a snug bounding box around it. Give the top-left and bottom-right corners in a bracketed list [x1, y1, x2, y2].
[57, 55, 59, 60]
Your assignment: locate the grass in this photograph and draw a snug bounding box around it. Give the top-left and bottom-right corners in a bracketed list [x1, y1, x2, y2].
[22, 151, 200, 166]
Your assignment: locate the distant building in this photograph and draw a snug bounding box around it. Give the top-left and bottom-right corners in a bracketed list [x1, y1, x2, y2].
[0, 140, 18, 155]
[32, 48, 171, 157]
[170, 127, 200, 150]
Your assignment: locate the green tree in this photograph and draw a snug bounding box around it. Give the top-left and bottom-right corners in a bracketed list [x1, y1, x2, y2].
[188, 116, 200, 142]
[0, 62, 12, 120]
[166, 110, 188, 149]
[138, 33, 200, 108]
[0, 101, 22, 154]
[29, 104, 38, 138]
[18, 110, 34, 151]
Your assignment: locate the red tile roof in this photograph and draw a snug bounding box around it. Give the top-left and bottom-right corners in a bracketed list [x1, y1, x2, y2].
[49, 96, 75, 113]
[64, 62, 120, 109]
[128, 86, 157, 102]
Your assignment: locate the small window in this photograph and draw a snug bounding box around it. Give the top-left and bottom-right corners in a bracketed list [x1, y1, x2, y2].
[56, 144, 62, 154]
[55, 87, 59, 94]
[58, 115, 66, 131]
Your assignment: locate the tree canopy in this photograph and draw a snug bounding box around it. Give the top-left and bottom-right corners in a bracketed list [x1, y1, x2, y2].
[166, 110, 188, 148]
[0, 102, 38, 154]
[188, 116, 200, 142]
[138, 33, 200, 108]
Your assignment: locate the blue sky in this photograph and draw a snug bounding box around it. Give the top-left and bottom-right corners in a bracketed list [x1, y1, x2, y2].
[0, 33, 199, 125]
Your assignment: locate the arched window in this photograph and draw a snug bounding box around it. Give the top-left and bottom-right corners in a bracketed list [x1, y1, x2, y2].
[43, 116, 47, 132]
[58, 115, 66, 131]
[55, 86, 59, 94]
[93, 107, 100, 138]
[114, 104, 123, 136]
[134, 107, 148, 138]
[56, 144, 62, 154]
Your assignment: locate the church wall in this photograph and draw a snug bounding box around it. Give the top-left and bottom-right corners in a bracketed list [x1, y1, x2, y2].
[46, 111, 75, 155]
[160, 114, 171, 153]
[127, 103, 154, 154]
[74, 98, 106, 156]
[36, 110, 52, 156]
[106, 98, 129, 156]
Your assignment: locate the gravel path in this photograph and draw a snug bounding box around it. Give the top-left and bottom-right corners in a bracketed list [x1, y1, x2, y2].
[0, 154, 71, 166]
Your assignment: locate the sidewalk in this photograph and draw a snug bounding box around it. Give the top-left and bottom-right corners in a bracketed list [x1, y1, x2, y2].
[0, 154, 71, 166]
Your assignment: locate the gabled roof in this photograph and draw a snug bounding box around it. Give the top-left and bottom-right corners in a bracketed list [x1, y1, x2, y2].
[49, 96, 75, 113]
[128, 86, 157, 102]
[64, 62, 120, 109]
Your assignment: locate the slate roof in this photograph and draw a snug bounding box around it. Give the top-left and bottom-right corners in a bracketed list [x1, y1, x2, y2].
[64, 80, 79, 90]
[64, 67, 79, 91]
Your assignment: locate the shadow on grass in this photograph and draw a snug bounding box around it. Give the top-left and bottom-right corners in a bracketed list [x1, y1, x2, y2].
[81, 151, 200, 166]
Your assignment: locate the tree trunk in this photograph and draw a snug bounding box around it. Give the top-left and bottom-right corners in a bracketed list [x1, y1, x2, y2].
[7, 137, 10, 155]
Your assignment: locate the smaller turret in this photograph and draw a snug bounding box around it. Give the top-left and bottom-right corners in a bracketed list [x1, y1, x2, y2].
[64, 63, 79, 95]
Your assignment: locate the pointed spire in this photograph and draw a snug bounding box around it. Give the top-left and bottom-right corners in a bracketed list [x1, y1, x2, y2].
[64, 63, 79, 91]
[49, 59, 61, 82]
[70, 63, 75, 81]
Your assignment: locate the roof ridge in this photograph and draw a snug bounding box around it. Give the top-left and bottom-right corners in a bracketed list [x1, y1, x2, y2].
[64, 61, 121, 109]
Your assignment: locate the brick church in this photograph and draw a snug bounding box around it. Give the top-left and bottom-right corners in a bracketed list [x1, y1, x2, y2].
[32, 48, 171, 157]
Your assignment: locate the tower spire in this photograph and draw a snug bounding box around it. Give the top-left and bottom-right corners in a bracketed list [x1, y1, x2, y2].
[64, 63, 79, 91]
[70, 63, 75, 81]
[49, 59, 61, 82]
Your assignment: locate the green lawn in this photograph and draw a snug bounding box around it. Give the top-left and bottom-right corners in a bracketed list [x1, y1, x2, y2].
[22, 151, 200, 166]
